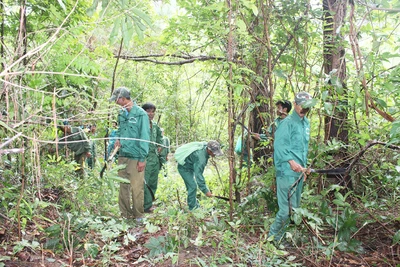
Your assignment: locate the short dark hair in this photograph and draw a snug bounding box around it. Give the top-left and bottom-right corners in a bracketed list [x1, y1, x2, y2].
[142, 102, 156, 111]
[276, 100, 292, 113]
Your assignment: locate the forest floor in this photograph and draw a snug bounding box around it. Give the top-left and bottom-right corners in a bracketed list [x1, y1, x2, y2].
[0, 187, 399, 267]
[1, 207, 399, 267]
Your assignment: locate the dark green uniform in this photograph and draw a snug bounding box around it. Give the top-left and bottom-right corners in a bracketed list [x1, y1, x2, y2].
[177, 143, 211, 210]
[116, 105, 150, 218]
[58, 127, 90, 177]
[86, 132, 97, 169]
[144, 121, 162, 211]
[235, 132, 267, 166]
[268, 111, 310, 241]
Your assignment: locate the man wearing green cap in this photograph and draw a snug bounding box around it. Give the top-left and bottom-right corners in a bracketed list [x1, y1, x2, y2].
[109, 87, 150, 221]
[268, 91, 313, 243]
[174, 140, 223, 210]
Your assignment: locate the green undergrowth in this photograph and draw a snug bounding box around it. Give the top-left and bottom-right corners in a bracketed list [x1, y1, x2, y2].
[1, 154, 399, 266]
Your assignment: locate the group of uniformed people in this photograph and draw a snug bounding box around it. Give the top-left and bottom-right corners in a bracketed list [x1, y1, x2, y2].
[55, 87, 314, 244]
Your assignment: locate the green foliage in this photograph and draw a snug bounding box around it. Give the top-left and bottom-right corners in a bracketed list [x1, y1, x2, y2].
[88, 0, 153, 45]
[13, 239, 40, 255]
[144, 236, 168, 257]
[393, 230, 400, 245]
[1, 0, 400, 265]
[390, 120, 400, 143]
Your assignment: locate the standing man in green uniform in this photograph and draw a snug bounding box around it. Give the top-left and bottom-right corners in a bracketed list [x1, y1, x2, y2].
[268, 92, 313, 243]
[57, 125, 91, 177]
[142, 102, 163, 213]
[175, 140, 223, 210]
[109, 87, 150, 221]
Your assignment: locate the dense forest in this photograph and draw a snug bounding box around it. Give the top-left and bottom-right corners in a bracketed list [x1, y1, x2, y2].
[0, 0, 399, 266]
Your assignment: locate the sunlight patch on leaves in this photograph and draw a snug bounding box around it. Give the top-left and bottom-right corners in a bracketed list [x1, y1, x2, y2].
[146, 223, 160, 234]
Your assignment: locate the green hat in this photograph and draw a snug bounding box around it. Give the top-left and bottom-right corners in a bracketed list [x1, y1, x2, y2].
[109, 87, 131, 102]
[207, 140, 223, 156]
[295, 92, 313, 107]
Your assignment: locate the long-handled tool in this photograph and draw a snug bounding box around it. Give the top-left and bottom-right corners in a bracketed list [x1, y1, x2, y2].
[288, 168, 348, 216]
[309, 168, 347, 174]
[288, 173, 305, 217]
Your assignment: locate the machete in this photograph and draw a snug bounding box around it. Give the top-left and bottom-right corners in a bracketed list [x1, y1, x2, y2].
[214, 195, 230, 201]
[214, 195, 237, 202]
[100, 146, 119, 178]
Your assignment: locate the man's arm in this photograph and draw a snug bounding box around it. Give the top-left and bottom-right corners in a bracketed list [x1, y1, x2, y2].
[155, 123, 163, 153]
[273, 120, 293, 164]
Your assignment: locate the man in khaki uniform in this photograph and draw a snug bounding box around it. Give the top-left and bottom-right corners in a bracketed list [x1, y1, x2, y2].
[109, 87, 150, 221]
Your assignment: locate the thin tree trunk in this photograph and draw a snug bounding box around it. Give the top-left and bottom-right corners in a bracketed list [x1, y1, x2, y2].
[0, 0, 4, 70]
[226, 0, 237, 219]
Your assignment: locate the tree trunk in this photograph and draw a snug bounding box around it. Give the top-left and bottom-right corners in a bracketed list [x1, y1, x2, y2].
[251, 1, 274, 167]
[322, 0, 351, 188]
[0, 0, 4, 70]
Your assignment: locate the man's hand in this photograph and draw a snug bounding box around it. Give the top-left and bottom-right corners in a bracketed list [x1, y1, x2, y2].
[137, 161, 146, 172]
[115, 140, 121, 148]
[86, 152, 92, 158]
[288, 160, 305, 173]
[206, 191, 213, 197]
[252, 133, 261, 140]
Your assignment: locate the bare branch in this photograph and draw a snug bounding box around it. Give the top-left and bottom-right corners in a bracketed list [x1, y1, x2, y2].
[0, 132, 22, 149]
[0, 148, 24, 154]
[116, 54, 225, 65]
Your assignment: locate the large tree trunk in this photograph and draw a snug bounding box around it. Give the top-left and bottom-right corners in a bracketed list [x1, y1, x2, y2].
[322, 0, 351, 188]
[250, 1, 274, 168]
[251, 87, 272, 167]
